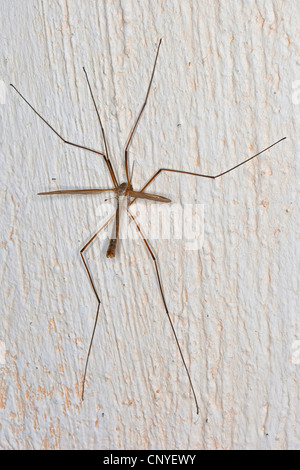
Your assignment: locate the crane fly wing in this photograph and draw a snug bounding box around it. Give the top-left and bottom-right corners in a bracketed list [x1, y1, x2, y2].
[127, 190, 171, 203]
[38, 188, 115, 196]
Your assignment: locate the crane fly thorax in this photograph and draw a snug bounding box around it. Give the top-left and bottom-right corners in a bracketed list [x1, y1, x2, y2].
[116, 182, 132, 198]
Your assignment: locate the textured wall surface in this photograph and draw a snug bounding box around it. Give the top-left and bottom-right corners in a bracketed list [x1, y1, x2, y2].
[0, 0, 299, 450]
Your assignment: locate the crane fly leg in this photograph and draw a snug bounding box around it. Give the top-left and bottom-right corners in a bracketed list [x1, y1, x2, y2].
[9, 84, 115, 183]
[80, 214, 115, 400]
[126, 208, 200, 415]
[128, 137, 287, 206]
[124, 38, 162, 185]
[82, 68, 119, 188]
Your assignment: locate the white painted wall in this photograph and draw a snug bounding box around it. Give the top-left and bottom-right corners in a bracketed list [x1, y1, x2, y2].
[0, 0, 299, 450]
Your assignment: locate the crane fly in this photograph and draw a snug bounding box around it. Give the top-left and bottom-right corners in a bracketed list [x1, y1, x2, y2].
[10, 38, 286, 415]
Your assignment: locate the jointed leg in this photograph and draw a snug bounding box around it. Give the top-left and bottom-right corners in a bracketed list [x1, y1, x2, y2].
[10, 84, 116, 185]
[124, 39, 162, 184]
[126, 208, 200, 415]
[129, 137, 286, 206]
[82, 68, 119, 188]
[80, 214, 115, 400]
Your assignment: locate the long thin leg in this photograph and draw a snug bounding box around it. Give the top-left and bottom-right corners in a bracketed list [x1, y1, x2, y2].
[10, 84, 116, 184]
[129, 137, 286, 206]
[124, 39, 162, 184]
[82, 68, 119, 188]
[126, 208, 200, 415]
[80, 214, 115, 400]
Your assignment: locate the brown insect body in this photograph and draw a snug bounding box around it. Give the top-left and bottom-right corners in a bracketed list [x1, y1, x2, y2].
[106, 182, 127, 259]
[106, 182, 172, 259]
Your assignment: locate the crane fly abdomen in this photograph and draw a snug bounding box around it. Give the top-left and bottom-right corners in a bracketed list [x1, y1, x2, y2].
[106, 238, 117, 258]
[106, 182, 171, 259]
